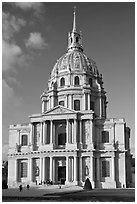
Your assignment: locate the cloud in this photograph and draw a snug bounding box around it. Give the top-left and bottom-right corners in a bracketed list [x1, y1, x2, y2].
[2, 11, 26, 41]
[2, 40, 27, 72]
[2, 11, 27, 73]
[25, 32, 47, 50]
[13, 2, 44, 17]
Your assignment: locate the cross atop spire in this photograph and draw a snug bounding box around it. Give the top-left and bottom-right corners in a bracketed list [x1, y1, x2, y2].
[67, 7, 83, 52]
[72, 6, 77, 32]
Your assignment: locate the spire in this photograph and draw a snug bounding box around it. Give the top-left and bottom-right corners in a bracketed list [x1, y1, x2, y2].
[72, 6, 76, 32]
[67, 7, 83, 52]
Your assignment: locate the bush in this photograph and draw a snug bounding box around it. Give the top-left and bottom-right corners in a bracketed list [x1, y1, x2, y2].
[83, 178, 92, 190]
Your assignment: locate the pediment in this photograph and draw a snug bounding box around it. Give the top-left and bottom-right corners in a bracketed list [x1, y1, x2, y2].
[43, 105, 77, 115]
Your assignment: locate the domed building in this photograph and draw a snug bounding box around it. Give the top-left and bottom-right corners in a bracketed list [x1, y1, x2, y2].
[8, 10, 132, 189]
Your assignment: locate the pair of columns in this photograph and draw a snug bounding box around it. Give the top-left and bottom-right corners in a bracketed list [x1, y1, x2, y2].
[83, 93, 91, 110]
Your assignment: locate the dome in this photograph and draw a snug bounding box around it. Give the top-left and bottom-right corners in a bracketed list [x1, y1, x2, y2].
[51, 50, 99, 78]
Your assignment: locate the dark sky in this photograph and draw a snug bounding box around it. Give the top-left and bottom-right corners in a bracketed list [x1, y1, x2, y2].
[2, 2, 135, 159]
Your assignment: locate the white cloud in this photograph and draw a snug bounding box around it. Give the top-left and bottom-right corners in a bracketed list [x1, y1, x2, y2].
[2, 12, 26, 41]
[2, 40, 26, 72]
[25, 32, 47, 50]
[2, 11, 27, 73]
[13, 2, 44, 17]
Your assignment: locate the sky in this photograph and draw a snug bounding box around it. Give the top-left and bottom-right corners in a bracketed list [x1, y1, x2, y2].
[2, 2, 135, 159]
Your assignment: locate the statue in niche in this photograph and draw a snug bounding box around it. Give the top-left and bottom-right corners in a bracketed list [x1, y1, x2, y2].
[35, 166, 39, 176]
[85, 165, 89, 176]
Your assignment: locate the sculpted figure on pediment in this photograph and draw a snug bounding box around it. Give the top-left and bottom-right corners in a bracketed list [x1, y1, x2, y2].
[53, 107, 66, 113]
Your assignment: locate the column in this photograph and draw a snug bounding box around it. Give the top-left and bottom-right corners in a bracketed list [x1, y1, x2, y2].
[71, 94, 73, 109]
[53, 122, 55, 145]
[40, 157, 42, 183]
[74, 119, 77, 143]
[99, 97, 102, 118]
[66, 156, 69, 182]
[88, 93, 90, 110]
[74, 156, 77, 182]
[96, 157, 100, 182]
[72, 121, 74, 143]
[30, 123, 33, 145]
[40, 123, 43, 145]
[90, 156, 94, 182]
[79, 157, 83, 182]
[69, 95, 72, 109]
[66, 119, 69, 143]
[53, 158, 55, 183]
[49, 96, 51, 109]
[66, 94, 68, 108]
[28, 158, 32, 182]
[83, 93, 86, 110]
[71, 157, 74, 181]
[15, 159, 17, 182]
[51, 94, 54, 108]
[112, 156, 115, 181]
[79, 120, 82, 144]
[42, 157, 45, 181]
[43, 122, 45, 144]
[42, 100, 45, 113]
[50, 156, 53, 181]
[50, 120, 53, 144]
[90, 119, 93, 144]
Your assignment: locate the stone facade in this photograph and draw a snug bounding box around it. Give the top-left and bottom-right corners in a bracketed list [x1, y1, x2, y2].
[8, 10, 132, 188]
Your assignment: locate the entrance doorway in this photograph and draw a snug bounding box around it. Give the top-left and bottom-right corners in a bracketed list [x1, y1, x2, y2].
[58, 166, 66, 184]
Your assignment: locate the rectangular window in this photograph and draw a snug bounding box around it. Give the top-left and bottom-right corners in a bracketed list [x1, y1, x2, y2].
[90, 101, 94, 111]
[102, 131, 109, 143]
[74, 100, 80, 110]
[21, 162, 27, 178]
[21, 135, 28, 146]
[102, 160, 110, 177]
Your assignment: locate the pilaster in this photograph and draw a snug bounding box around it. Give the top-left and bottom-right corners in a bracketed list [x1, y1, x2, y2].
[50, 120, 53, 144]
[50, 156, 53, 181]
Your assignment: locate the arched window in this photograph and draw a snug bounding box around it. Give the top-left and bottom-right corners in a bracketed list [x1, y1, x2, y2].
[71, 37, 73, 43]
[60, 77, 65, 87]
[59, 101, 64, 106]
[89, 78, 93, 87]
[76, 36, 79, 43]
[74, 100, 80, 111]
[74, 76, 79, 85]
[21, 135, 28, 146]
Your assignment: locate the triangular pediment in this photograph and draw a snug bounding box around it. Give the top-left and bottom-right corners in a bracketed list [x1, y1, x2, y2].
[43, 105, 77, 115]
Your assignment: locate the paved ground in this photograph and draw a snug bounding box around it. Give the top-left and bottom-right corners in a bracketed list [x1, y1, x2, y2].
[2, 185, 135, 202]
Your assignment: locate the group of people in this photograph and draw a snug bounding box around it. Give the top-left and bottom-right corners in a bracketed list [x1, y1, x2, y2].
[35, 179, 53, 186]
[19, 184, 30, 192]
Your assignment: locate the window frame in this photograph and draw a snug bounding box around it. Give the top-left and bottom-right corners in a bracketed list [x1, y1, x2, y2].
[74, 99, 80, 111]
[101, 131, 109, 143]
[21, 161, 28, 178]
[21, 134, 28, 146]
[74, 76, 80, 86]
[60, 77, 65, 87]
[101, 160, 110, 178]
